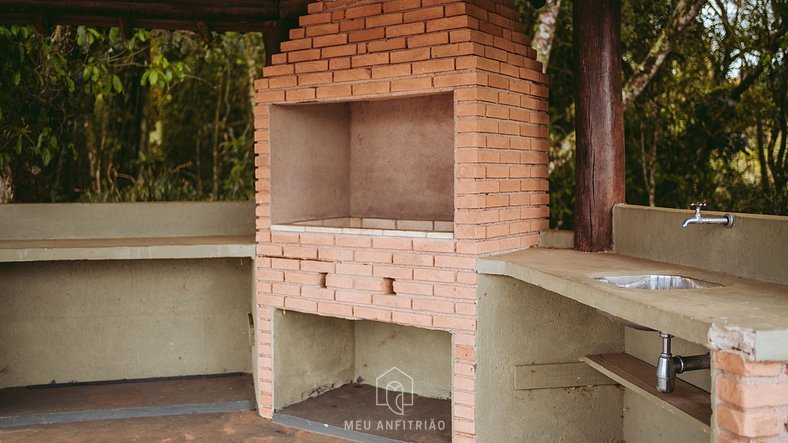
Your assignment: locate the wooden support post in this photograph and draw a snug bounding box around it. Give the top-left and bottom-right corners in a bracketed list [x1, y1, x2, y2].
[118, 17, 130, 39]
[33, 14, 50, 36]
[260, 1, 309, 66]
[572, 0, 625, 252]
[196, 20, 212, 43]
[262, 19, 294, 66]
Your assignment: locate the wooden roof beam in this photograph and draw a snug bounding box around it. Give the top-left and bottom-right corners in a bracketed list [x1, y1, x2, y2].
[0, 0, 307, 33]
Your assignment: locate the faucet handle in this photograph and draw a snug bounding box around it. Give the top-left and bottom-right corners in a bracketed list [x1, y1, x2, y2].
[690, 201, 707, 209]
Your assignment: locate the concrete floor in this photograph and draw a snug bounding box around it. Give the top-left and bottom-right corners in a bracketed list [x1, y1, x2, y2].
[0, 374, 254, 417]
[0, 375, 346, 442]
[0, 411, 347, 442]
[279, 384, 451, 443]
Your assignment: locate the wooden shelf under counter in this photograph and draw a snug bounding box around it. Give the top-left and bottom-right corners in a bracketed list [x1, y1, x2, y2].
[581, 353, 711, 433]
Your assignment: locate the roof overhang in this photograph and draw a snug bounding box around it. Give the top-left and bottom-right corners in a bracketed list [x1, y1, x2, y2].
[0, 0, 310, 33]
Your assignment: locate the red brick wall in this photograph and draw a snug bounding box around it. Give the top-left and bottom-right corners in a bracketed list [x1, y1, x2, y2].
[253, 1, 549, 440]
[714, 352, 788, 442]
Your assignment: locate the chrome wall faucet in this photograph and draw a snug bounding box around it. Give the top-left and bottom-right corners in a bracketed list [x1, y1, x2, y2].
[681, 201, 735, 228]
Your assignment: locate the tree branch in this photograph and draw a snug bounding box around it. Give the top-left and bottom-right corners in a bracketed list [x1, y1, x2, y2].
[553, 0, 709, 154]
[622, 0, 708, 108]
[532, 0, 561, 72]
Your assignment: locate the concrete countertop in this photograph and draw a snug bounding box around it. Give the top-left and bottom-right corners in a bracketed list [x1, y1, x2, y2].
[477, 248, 788, 361]
[0, 236, 255, 262]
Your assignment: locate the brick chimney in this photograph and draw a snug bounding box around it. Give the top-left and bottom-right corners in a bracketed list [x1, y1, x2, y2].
[253, 0, 549, 440]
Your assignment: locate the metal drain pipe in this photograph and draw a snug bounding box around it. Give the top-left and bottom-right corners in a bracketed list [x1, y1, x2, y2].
[656, 332, 711, 393]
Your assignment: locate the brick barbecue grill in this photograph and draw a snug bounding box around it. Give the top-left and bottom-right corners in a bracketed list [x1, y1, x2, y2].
[252, 0, 549, 439]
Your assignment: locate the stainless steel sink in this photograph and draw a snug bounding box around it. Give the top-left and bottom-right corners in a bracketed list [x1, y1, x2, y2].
[596, 274, 721, 290]
[595, 274, 721, 330]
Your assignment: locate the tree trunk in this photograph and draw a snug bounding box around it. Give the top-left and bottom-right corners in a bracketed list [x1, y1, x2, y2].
[756, 120, 770, 194]
[0, 167, 13, 203]
[211, 67, 226, 200]
[532, 0, 562, 72]
[137, 89, 149, 182]
[261, 19, 292, 66]
[211, 99, 221, 200]
[243, 34, 258, 113]
[86, 115, 99, 195]
[639, 120, 658, 207]
[775, 97, 787, 212]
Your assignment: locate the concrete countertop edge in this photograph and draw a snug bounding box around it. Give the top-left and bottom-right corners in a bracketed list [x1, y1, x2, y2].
[476, 254, 786, 361]
[753, 330, 788, 361]
[0, 243, 256, 262]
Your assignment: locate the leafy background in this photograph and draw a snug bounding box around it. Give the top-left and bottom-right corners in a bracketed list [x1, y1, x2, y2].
[0, 27, 260, 202]
[0, 0, 785, 229]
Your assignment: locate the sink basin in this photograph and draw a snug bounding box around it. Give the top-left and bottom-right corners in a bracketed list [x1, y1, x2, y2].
[595, 274, 721, 331]
[596, 274, 721, 290]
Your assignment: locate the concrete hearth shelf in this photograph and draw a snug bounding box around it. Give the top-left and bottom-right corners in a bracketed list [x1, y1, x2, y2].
[0, 235, 255, 262]
[581, 353, 711, 433]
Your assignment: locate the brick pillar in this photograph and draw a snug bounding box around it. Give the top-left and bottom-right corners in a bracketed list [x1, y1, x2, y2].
[713, 351, 788, 442]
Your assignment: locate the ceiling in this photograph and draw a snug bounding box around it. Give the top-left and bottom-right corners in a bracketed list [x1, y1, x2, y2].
[0, 0, 312, 33]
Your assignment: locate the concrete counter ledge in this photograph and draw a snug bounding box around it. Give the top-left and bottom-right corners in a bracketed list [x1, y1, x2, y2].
[477, 248, 788, 361]
[0, 201, 257, 389]
[0, 235, 255, 262]
[0, 201, 255, 262]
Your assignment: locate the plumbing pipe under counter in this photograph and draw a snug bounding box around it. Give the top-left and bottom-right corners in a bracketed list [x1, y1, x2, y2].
[656, 332, 710, 393]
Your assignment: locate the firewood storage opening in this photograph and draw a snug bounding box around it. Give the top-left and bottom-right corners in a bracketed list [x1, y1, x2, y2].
[272, 309, 453, 442]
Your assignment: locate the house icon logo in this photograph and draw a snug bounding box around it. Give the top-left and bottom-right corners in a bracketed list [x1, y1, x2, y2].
[375, 367, 414, 415]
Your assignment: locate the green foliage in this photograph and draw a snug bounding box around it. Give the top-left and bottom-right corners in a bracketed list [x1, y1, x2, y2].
[516, 0, 578, 227]
[0, 25, 262, 202]
[519, 0, 786, 228]
[2, 1, 785, 217]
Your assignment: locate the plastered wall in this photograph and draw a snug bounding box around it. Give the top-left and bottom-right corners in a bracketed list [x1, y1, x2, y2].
[272, 309, 355, 410]
[475, 274, 625, 442]
[271, 309, 451, 410]
[0, 258, 253, 389]
[623, 391, 709, 443]
[354, 320, 452, 399]
[613, 204, 788, 285]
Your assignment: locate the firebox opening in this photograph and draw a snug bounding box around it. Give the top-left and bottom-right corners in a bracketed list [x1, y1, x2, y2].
[272, 310, 452, 441]
[270, 93, 454, 236]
